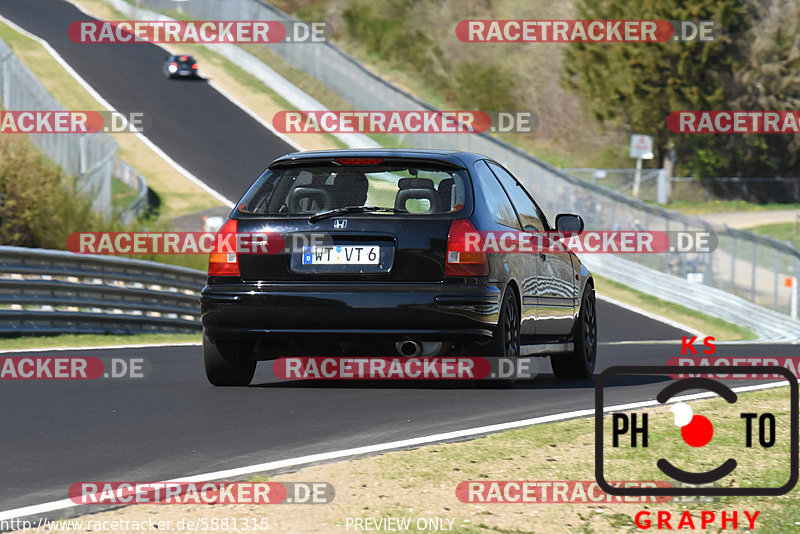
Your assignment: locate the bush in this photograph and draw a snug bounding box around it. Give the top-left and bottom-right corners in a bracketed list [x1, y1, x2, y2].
[0, 136, 115, 248]
[0, 137, 211, 270]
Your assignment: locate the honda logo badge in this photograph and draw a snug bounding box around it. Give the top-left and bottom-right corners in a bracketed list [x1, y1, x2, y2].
[333, 219, 347, 229]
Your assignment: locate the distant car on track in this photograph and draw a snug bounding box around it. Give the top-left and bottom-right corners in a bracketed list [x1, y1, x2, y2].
[163, 54, 198, 79]
[200, 149, 596, 386]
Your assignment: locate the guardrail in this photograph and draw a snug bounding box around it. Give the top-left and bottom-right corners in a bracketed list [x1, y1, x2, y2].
[581, 254, 800, 342]
[114, 158, 150, 224]
[0, 247, 205, 336]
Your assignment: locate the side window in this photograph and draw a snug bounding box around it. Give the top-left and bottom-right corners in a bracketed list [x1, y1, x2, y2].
[473, 161, 520, 229]
[487, 162, 545, 232]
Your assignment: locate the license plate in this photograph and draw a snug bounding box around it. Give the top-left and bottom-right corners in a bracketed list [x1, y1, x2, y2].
[179, 70, 190, 74]
[302, 246, 379, 265]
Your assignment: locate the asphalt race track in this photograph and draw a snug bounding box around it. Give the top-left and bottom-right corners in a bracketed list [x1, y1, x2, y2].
[5, 301, 800, 514]
[0, 0, 295, 203]
[2, 0, 800, 522]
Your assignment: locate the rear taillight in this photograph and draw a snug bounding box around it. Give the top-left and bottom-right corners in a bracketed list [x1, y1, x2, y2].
[208, 219, 240, 276]
[192, 63, 198, 69]
[445, 219, 488, 277]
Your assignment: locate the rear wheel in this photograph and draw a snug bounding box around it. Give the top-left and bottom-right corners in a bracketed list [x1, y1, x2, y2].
[551, 286, 597, 379]
[491, 289, 520, 383]
[203, 332, 256, 386]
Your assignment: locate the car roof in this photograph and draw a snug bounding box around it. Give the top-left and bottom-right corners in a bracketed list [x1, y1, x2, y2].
[270, 148, 492, 169]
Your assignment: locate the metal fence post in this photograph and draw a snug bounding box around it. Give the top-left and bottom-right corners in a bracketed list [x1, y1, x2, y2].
[0, 51, 10, 105]
[751, 239, 758, 302]
[729, 231, 737, 293]
[774, 247, 780, 308]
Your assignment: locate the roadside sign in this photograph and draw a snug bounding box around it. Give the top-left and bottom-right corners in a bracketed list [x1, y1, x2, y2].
[630, 135, 654, 159]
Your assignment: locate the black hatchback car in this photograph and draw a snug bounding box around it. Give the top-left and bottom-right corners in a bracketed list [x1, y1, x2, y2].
[163, 54, 199, 78]
[201, 149, 596, 386]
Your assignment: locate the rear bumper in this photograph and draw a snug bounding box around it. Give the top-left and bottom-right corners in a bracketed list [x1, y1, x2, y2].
[201, 281, 501, 344]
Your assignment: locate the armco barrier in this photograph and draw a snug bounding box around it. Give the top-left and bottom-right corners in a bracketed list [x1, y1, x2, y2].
[581, 254, 800, 342]
[114, 158, 150, 224]
[0, 247, 205, 336]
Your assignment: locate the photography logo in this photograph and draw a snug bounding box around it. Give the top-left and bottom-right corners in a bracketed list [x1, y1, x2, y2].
[595, 366, 798, 496]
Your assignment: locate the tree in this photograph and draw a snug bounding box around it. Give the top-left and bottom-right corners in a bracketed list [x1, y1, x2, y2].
[725, 0, 800, 179]
[563, 0, 760, 179]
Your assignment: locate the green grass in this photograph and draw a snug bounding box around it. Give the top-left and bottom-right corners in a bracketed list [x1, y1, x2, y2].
[259, 386, 799, 533]
[593, 275, 756, 341]
[749, 222, 800, 249]
[110, 177, 139, 212]
[0, 333, 200, 351]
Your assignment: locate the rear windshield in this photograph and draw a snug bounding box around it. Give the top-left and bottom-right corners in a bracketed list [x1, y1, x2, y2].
[173, 55, 194, 64]
[237, 163, 469, 217]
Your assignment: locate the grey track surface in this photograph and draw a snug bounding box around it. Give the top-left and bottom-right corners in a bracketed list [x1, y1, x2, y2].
[4, 299, 794, 515]
[0, 0, 296, 203]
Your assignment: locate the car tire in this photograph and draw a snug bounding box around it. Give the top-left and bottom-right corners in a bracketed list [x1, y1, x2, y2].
[203, 332, 256, 386]
[491, 289, 520, 384]
[551, 285, 597, 379]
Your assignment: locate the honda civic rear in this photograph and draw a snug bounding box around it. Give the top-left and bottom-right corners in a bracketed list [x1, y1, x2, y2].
[201, 150, 505, 383]
[200, 149, 595, 386]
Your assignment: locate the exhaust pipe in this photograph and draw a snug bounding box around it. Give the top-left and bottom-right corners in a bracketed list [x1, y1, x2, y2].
[396, 340, 422, 357]
[395, 341, 443, 357]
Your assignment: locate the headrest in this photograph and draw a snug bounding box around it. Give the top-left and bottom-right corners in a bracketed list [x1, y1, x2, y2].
[398, 177, 435, 190]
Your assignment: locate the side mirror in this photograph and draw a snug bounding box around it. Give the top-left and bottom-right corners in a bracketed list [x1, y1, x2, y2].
[555, 213, 584, 232]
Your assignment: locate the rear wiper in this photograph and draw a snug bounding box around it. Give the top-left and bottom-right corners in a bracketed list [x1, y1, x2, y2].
[308, 205, 407, 223]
